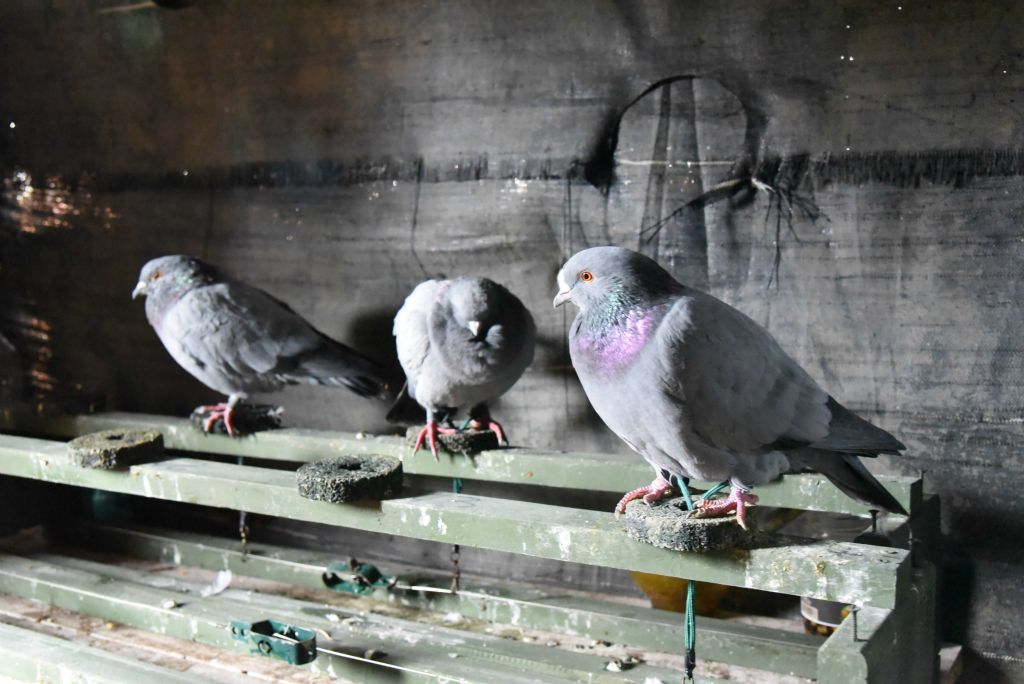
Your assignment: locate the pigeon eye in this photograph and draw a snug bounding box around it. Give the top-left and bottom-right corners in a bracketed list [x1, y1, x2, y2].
[151, 271, 162, 281]
[579, 271, 594, 283]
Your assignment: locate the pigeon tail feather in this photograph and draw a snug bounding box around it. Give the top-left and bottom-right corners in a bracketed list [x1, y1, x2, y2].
[289, 340, 389, 399]
[791, 449, 907, 515]
[812, 397, 906, 454]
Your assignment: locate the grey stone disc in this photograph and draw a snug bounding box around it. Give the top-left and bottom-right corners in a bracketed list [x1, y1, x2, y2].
[623, 496, 759, 552]
[297, 455, 403, 503]
[404, 426, 500, 456]
[66, 429, 164, 470]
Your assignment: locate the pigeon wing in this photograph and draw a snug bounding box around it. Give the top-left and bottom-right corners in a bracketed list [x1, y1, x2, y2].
[393, 279, 445, 398]
[656, 292, 833, 455]
[162, 282, 326, 392]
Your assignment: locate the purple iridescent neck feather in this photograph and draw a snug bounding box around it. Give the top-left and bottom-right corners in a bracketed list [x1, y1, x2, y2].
[575, 307, 659, 372]
[573, 283, 671, 375]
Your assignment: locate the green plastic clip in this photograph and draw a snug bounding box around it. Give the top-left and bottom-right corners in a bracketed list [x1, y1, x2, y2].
[229, 619, 317, 664]
[322, 558, 396, 595]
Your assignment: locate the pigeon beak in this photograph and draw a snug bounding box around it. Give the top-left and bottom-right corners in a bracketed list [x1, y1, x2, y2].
[466, 320, 481, 338]
[553, 290, 572, 308]
[131, 281, 146, 300]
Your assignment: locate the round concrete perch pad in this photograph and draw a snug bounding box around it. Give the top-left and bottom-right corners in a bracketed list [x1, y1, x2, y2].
[66, 429, 164, 469]
[624, 497, 758, 552]
[296, 455, 403, 503]
[404, 426, 500, 455]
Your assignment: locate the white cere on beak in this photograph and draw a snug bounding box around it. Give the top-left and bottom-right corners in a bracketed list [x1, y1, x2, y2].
[467, 320, 481, 337]
[131, 281, 146, 300]
[557, 271, 569, 293]
[553, 271, 573, 309]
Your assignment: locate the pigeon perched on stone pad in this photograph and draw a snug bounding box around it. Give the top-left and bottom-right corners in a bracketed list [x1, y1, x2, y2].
[392, 276, 535, 458]
[133, 255, 388, 436]
[554, 246, 907, 526]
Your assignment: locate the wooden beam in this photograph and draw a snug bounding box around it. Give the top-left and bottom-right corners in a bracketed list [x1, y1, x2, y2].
[0, 621, 199, 684]
[817, 566, 937, 684]
[76, 521, 824, 679]
[0, 433, 910, 607]
[5, 409, 921, 515]
[0, 552, 692, 684]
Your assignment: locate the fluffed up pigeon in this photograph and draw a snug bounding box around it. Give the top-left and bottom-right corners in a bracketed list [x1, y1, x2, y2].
[554, 246, 907, 526]
[392, 276, 535, 458]
[133, 255, 388, 435]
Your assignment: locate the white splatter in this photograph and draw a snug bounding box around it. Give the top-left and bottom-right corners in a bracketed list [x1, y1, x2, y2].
[556, 528, 573, 557]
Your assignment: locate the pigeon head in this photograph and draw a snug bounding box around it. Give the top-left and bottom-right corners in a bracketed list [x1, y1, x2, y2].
[132, 255, 219, 302]
[447, 276, 505, 339]
[553, 246, 681, 314]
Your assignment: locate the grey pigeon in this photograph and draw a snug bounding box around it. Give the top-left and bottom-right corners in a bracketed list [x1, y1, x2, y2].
[132, 255, 388, 435]
[554, 246, 906, 526]
[393, 276, 535, 458]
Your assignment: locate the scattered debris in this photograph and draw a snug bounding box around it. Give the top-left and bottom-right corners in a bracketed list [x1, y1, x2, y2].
[199, 569, 233, 597]
[606, 655, 640, 672]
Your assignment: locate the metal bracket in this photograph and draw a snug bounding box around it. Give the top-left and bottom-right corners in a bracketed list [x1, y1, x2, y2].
[322, 558, 396, 595]
[229, 619, 317, 664]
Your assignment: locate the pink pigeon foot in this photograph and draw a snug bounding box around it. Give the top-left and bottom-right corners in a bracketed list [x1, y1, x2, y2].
[694, 488, 759, 529]
[614, 477, 675, 515]
[198, 402, 238, 437]
[412, 420, 459, 460]
[469, 418, 508, 445]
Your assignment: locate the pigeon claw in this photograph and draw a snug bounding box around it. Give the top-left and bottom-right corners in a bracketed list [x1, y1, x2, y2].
[199, 403, 238, 437]
[694, 489, 759, 529]
[470, 418, 508, 446]
[412, 421, 457, 460]
[614, 477, 675, 515]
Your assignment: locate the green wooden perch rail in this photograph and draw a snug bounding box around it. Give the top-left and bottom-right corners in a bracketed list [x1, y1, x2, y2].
[0, 409, 940, 683]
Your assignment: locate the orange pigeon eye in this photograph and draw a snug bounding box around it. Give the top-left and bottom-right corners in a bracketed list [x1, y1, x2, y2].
[151, 270, 162, 281]
[579, 270, 594, 283]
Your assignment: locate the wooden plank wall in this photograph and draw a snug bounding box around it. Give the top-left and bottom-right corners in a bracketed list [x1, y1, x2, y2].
[1, 1, 1022, 678]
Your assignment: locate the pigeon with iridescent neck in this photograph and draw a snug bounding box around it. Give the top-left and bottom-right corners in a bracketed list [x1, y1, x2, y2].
[132, 255, 388, 436]
[555, 246, 906, 527]
[392, 276, 535, 458]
